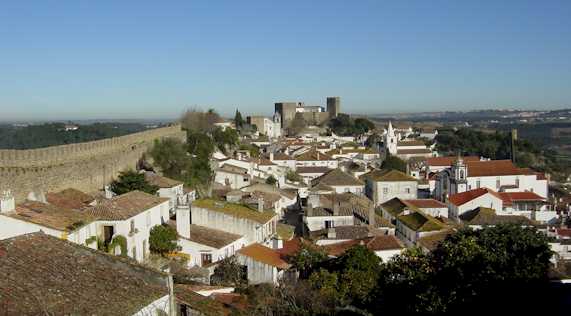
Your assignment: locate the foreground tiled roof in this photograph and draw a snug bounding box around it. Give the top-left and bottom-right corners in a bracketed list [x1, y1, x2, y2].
[238, 243, 290, 269]
[324, 235, 404, 257]
[144, 172, 183, 188]
[46, 188, 94, 210]
[183, 224, 243, 249]
[426, 156, 480, 167]
[448, 188, 502, 206]
[0, 233, 168, 315]
[192, 199, 277, 224]
[86, 190, 169, 221]
[360, 169, 417, 182]
[459, 207, 536, 226]
[271, 152, 294, 160]
[404, 199, 447, 209]
[6, 200, 95, 232]
[311, 169, 364, 187]
[241, 182, 297, 199]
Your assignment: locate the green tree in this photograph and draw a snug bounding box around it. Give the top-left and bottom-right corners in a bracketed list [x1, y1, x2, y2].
[212, 127, 239, 153]
[287, 243, 328, 278]
[148, 138, 190, 179]
[381, 153, 407, 172]
[265, 175, 277, 185]
[234, 109, 245, 129]
[149, 224, 180, 256]
[286, 170, 302, 182]
[211, 256, 246, 287]
[109, 170, 158, 195]
[180, 108, 222, 133]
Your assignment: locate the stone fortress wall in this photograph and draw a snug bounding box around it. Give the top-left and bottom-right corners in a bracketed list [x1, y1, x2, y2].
[0, 124, 186, 202]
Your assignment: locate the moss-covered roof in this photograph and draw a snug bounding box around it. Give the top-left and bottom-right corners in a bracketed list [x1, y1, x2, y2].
[379, 197, 421, 217]
[192, 199, 277, 224]
[398, 211, 446, 232]
[360, 169, 418, 182]
[276, 223, 295, 241]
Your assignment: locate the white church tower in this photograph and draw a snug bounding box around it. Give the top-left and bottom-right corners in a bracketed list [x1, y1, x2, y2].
[384, 121, 398, 156]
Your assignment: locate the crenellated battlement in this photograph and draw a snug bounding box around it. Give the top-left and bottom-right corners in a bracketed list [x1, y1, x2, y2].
[0, 124, 186, 202]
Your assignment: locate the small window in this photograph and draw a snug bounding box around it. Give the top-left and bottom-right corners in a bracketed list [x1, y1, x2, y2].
[383, 187, 389, 194]
[405, 187, 411, 194]
[201, 253, 213, 266]
[325, 220, 335, 229]
[476, 180, 481, 188]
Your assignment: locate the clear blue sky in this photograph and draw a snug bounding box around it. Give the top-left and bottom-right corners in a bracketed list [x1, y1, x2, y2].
[1, 0, 570, 121]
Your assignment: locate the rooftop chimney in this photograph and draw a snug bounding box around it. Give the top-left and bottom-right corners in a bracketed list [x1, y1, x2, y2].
[369, 205, 376, 228]
[258, 196, 264, 212]
[333, 196, 340, 216]
[327, 227, 336, 239]
[269, 152, 274, 161]
[307, 202, 314, 217]
[176, 207, 191, 239]
[0, 190, 15, 213]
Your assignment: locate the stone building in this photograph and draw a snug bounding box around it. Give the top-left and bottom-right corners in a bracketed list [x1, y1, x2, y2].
[275, 96, 341, 128]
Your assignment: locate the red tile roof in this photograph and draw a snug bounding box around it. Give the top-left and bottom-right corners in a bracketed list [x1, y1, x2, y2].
[448, 188, 502, 206]
[405, 199, 447, 209]
[498, 192, 546, 206]
[466, 160, 527, 177]
[238, 243, 291, 269]
[426, 156, 480, 166]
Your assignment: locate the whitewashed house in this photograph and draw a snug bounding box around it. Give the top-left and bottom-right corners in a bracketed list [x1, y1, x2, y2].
[361, 169, 418, 206]
[295, 149, 339, 169]
[404, 199, 449, 218]
[214, 165, 251, 189]
[447, 188, 503, 220]
[311, 168, 365, 195]
[237, 243, 291, 285]
[190, 199, 278, 245]
[395, 211, 448, 247]
[145, 172, 195, 211]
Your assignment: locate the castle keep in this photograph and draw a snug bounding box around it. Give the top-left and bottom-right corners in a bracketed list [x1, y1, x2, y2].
[274, 96, 341, 128]
[0, 125, 186, 202]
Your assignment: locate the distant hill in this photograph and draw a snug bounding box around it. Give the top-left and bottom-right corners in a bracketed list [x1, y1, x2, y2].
[0, 122, 153, 149]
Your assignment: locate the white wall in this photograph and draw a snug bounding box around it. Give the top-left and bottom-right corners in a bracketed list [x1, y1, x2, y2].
[178, 235, 246, 267]
[132, 294, 171, 316]
[367, 180, 418, 206]
[304, 215, 354, 231]
[448, 194, 503, 219]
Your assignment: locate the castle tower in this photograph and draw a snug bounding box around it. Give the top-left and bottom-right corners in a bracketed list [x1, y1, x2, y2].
[326, 97, 340, 118]
[384, 121, 398, 155]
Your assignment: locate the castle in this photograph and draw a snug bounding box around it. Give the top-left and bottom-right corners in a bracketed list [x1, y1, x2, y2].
[274, 96, 340, 128]
[0, 125, 186, 202]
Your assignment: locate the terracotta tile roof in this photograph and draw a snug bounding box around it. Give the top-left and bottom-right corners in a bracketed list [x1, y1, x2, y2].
[277, 237, 319, 257]
[309, 225, 373, 241]
[217, 164, 249, 175]
[46, 188, 94, 210]
[396, 148, 432, 155]
[192, 199, 277, 224]
[295, 149, 334, 161]
[6, 200, 94, 232]
[85, 190, 169, 221]
[448, 188, 502, 206]
[175, 285, 229, 316]
[311, 169, 364, 187]
[308, 183, 335, 192]
[426, 156, 480, 167]
[238, 243, 291, 269]
[404, 199, 447, 209]
[465, 160, 527, 177]
[498, 191, 546, 206]
[0, 233, 168, 315]
[360, 169, 417, 182]
[241, 182, 297, 199]
[144, 172, 183, 188]
[323, 235, 404, 257]
[459, 207, 536, 226]
[397, 140, 426, 147]
[297, 166, 331, 174]
[318, 193, 375, 222]
[255, 157, 276, 166]
[182, 224, 243, 249]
